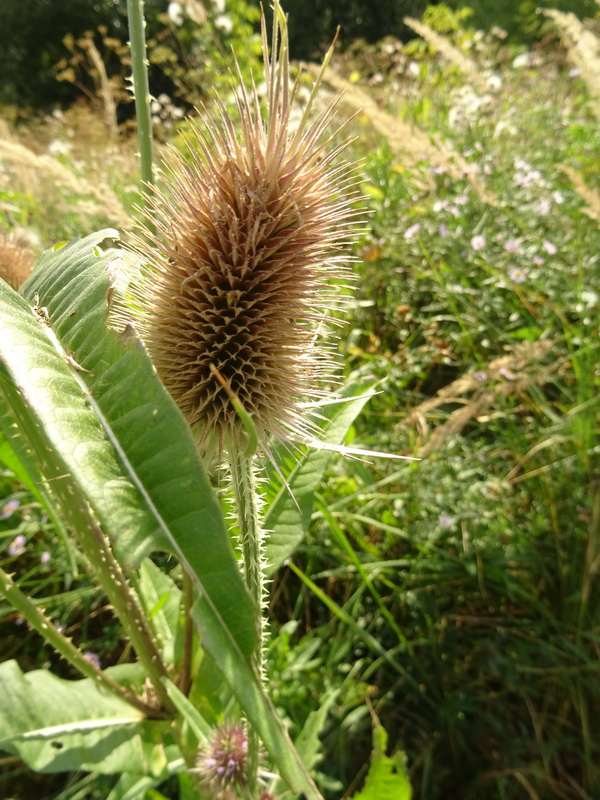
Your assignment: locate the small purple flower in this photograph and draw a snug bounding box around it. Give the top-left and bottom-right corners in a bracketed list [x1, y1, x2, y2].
[508, 266, 527, 283]
[455, 194, 469, 206]
[196, 723, 248, 790]
[438, 223, 450, 238]
[404, 223, 421, 240]
[499, 367, 516, 380]
[470, 234, 486, 251]
[536, 198, 551, 215]
[7, 534, 26, 557]
[438, 514, 454, 529]
[40, 551, 51, 565]
[473, 370, 487, 383]
[83, 651, 101, 669]
[542, 240, 557, 255]
[1, 499, 21, 520]
[533, 255, 545, 266]
[504, 239, 520, 253]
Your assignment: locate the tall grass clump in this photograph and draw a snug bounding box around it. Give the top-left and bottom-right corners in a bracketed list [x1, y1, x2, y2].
[264, 3, 599, 798]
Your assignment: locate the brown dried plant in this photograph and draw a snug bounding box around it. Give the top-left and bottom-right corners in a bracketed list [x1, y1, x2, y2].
[0, 232, 35, 290]
[541, 8, 600, 120]
[117, 5, 362, 459]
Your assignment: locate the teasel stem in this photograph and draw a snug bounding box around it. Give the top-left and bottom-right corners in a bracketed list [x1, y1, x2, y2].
[126, 0, 154, 201]
[229, 446, 265, 793]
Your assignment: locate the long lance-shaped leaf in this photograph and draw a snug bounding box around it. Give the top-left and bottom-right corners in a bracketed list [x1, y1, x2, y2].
[264, 378, 380, 573]
[13, 232, 322, 795]
[14, 230, 256, 660]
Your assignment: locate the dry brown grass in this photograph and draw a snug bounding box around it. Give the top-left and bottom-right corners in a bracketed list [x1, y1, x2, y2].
[311, 65, 499, 206]
[403, 16, 490, 94]
[397, 340, 563, 457]
[0, 135, 132, 232]
[541, 9, 600, 120]
[560, 164, 600, 224]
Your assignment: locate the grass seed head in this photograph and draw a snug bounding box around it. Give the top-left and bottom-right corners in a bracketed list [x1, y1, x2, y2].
[120, 3, 362, 459]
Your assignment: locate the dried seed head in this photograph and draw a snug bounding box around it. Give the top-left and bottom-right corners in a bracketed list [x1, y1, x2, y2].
[0, 232, 35, 290]
[120, 4, 361, 458]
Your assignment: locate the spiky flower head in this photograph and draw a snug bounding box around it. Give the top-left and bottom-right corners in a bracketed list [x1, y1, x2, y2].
[0, 232, 34, 290]
[120, 3, 361, 459]
[196, 722, 248, 794]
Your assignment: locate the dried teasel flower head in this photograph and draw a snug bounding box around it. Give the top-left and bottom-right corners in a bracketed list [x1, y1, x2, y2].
[0, 230, 36, 290]
[119, 2, 362, 459]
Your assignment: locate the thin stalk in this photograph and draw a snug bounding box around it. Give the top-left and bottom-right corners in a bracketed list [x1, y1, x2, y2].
[229, 446, 265, 794]
[126, 0, 154, 196]
[179, 569, 195, 696]
[0, 565, 163, 718]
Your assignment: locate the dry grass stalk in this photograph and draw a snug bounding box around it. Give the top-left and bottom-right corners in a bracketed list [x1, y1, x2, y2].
[311, 65, 499, 206]
[398, 340, 561, 456]
[541, 9, 600, 120]
[117, 8, 362, 459]
[403, 16, 490, 94]
[0, 139, 131, 230]
[0, 232, 35, 290]
[559, 164, 600, 224]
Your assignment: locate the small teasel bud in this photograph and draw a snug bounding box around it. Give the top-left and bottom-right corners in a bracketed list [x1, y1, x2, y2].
[195, 722, 248, 794]
[115, 2, 363, 461]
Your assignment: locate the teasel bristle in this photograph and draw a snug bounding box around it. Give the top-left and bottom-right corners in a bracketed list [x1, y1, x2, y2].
[119, 3, 363, 460]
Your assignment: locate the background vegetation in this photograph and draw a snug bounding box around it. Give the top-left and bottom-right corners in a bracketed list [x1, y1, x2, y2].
[1, 1, 599, 799]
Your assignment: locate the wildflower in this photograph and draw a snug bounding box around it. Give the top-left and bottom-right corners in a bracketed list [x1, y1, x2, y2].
[508, 266, 527, 283]
[83, 651, 101, 669]
[196, 723, 248, 792]
[473, 370, 487, 383]
[542, 240, 557, 255]
[214, 14, 233, 34]
[536, 198, 551, 215]
[167, 2, 184, 25]
[438, 223, 450, 238]
[499, 367, 516, 381]
[438, 514, 454, 529]
[552, 190, 565, 204]
[7, 534, 26, 557]
[470, 234, 486, 251]
[0, 498, 21, 520]
[40, 551, 51, 565]
[117, 5, 360, 459]
[504, 238, 520, 253]
[404, 223, 421, 240]
[533, 255, 545, 266]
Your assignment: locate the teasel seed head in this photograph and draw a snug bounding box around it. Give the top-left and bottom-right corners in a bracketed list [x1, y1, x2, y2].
[119, 3, 362, 460]
[0, 231, 35, 290]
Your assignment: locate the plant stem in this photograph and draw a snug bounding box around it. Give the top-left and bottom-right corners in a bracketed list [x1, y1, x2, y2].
[179, 569, 195, 696]
[0, 565, 163, 717]
[229, 447, 265, 793]
[126, 0, 154, 197]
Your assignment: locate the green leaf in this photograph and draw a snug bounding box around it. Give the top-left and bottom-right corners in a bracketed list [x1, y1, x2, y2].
[4, 231, 322, 797]
[12, 230, 256, 659]
[264, 378, 379, 573]
[351, 720, 412, 800]
[0, 660, 168, 776]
